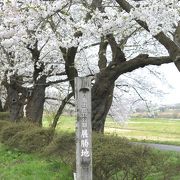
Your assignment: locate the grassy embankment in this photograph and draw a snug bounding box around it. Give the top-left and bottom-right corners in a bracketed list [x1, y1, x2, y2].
[0, 113, 179, 179]
[44, 115, 180, 145]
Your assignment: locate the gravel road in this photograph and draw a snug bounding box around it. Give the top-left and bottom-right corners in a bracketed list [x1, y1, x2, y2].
[132, 142, 180, 152]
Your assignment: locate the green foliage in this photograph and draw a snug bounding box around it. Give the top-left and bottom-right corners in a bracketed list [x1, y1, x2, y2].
[44, 132, 76, 168]
[92, 134, 130, 180]
[44, 132, 180, 180]
[92, 134, 162, 180]
[160, 152, 180, 180]
[0, 112, 9, 120]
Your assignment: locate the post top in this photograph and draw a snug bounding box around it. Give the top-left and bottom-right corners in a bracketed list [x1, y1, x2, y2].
[75, 76, 92, 92]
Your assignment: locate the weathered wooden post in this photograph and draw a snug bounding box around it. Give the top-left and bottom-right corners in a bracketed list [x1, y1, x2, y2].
[75, 77, 92, 180]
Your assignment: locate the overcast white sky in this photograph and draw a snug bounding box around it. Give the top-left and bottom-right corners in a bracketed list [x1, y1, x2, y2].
[159, 63, 180, 105]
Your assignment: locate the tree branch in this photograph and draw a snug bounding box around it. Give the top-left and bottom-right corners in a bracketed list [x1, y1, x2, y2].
[48, 71, 66, 77]
[98, 36, 108, 70]
[106, 34, 126, 63]
[115, 0, 180, 61]
[111, 54, 172, 80]
[51, 92, 74, 129]
[46, 78, 69, 87]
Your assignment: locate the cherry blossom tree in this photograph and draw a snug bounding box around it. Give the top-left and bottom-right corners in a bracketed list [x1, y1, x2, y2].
[0, 1, 68, 123]
[0, 0, 179, 132]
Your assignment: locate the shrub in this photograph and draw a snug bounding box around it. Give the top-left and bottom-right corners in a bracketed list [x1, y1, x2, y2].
[1, 122, 54, 153]
[0, 120, 11, 132]
[92, 134, 164, 180]
[123, 145, 162, 180]
[0, 112, 10, 120]
[45, 133, 161, 179]
[92, 134, 131, 180]
[161, 153, 180, 179]
[19, 128, 54, 152]
[0, 122, 35, 143]
[44, 132, 75, 168]
[6, 130, 25, 149]
[45, 133, 166, 179]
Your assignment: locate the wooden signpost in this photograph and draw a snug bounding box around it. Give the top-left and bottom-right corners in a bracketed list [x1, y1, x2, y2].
[75, 77, 92, 180]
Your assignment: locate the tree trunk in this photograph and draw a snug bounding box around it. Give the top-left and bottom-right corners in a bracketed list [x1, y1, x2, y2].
[3, 98, 9, 112]
[2, 74, 26, 121]
[51, 92, 73, 129]
[7, 85, 24, 121]
[26, 75, 46, 126]
[91, 73, 115, 133]
[0, 99, 3, 112]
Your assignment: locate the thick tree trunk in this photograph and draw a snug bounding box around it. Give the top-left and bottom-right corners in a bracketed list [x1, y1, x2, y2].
[0, 99, 3, 112]
[7, 85, 24, 121]
[60, 46, 78, 92]
[26, 75, 46, 126]
[2, 74, 26, 121]
[3, 98, 9, 112]
[92, 73, 115, 133]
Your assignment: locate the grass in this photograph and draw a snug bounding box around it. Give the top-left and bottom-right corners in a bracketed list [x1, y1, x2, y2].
[43, 114, 76, 132]
[146, 150, 180, 180]
[0, 116, 180, 180]
[0, 143, 73, 180]
[44, 114, 180, 145]
[105, 118, 180, 145]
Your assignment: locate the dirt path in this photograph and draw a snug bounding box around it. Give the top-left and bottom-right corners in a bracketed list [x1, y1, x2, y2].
[132, 142, 180, 152]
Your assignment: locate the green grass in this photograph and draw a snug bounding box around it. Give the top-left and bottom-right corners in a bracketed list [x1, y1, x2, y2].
[105, 118, 180, 145]
[43, 114, 76, 132]
[44, 115, 180, 145]
[0, 116, 180, 179]
[0, 144, 73, 180]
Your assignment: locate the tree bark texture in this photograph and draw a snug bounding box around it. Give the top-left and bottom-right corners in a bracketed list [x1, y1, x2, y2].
[0, 99, 3, 112]
[2, 74, 26, 121]
[91, 73, 114, 133]
[51, 92, 73, 129]
[6, 85, 24, 121]
[60, 46, 78, 92]
[3, 98, 9, 112]
[26, 75, 46, 126]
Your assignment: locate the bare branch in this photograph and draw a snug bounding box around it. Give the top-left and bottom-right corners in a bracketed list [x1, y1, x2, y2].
[46, 78, 69, 87]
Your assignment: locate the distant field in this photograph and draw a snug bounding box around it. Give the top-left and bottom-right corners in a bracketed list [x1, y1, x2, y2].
[43, 114, 76, 132]
[105, 118, 180, 145]
[44, 115, 180, 145]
